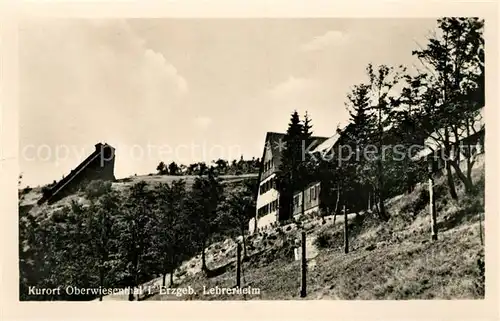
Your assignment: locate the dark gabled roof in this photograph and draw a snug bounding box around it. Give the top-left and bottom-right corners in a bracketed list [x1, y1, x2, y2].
[263, 132, 286, 166]
[262, 132, 329, 168]
[255, 131, 329, 187]
[312, 132, 340, 155]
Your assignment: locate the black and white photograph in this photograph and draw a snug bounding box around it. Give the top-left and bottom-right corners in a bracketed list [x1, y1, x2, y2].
[13, 13, 489, 305]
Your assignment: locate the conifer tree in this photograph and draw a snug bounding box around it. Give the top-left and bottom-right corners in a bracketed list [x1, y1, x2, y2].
[276, 111, 304, 221]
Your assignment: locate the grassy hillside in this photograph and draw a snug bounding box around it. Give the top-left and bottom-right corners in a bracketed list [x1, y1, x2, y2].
[144, 157, 485, 301]
[18, 173, 258, 217]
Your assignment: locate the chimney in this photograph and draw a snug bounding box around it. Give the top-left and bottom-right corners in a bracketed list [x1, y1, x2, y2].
[95, 142, 103, 152]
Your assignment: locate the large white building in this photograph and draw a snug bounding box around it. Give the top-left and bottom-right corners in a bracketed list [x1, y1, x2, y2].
[249, 132, 337, 234]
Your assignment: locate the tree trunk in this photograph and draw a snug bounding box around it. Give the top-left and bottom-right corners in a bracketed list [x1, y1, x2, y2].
[444, 129, 459, 200]
[373, 193, 380, 215]
[162, 273, 166, 287]
[170, 270, 174, 287]
[428, 175, 438, 241]
[407, 168, 415, 194]
[236, 243, 242, 287]
[343, 204, 349, 254]
[459, 117, 476, 192]
[466, 153, 475, 188]
[289, 172, 294, 221]
[334, 185, 340, 214]
[240, 224, 248, 258]
[128, 286, 134, 301]
[300, 231, 307, 298]
[479, 211, 484, 246]
[450, 160, 474, 194]
[367, 187, 371, 211]
[445, 160, 458, 199]
[201, 240, 208, 272]
[376, 186, 388, 222]
[377, 158, 389, 222]
[378, 194, 388, 221]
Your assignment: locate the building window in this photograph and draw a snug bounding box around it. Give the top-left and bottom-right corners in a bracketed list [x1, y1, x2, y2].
[260, 176, 277, 195]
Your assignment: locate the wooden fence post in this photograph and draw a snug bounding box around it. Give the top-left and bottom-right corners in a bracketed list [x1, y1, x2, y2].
[479, 211, 484, 246]
[367, 190, 371, 211]
[428, 157, 438, 241]
[300, 231, 307, 298]
[236, 242, 242, 287]
[343, 205, 349, 254]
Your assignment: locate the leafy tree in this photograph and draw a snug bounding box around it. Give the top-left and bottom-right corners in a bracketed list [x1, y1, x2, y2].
[118, 181, 156, 300]
[87, 190, 121, 300]
[187, 163, 198, 175]
[408, 18, 484, 197]
[365, 64, 405, 221]
[168, 161, 180, 176]
[223, 179, 257, 257]
[179, 164, 188, 175]
[214, 158, 228, 174]
[188, 170, 224, 272]
[152, 180, 191, 287]
[156, 161, 167, 175]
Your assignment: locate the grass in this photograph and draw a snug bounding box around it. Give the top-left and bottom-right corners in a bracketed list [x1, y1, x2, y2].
[147, 156, 485, 301]
[19, 173, 258, 217]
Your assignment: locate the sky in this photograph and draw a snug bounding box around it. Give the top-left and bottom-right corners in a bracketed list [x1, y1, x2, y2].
[19, 18, 438, 187]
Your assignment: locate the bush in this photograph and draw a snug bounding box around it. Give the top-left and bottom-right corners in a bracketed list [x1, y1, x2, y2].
[460, 194, 483, 214]
[314, 230, 334, 249]
[41, 186, 51, 198]
[474, 252, 485, 297]
[400, 188, 429, 216]
[22, 186, 32, 195]
[83, 180, 112, 199]
[116, 177, 133, 183]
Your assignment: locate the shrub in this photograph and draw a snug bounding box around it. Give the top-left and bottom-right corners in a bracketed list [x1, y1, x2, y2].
[22, 186, 32, 195]
[474, 252, 485, 297]
[314, 230, 334, 249]
[116, 177, 133, 183]
[84, 180, 112, 199]
[400, 188, 429, 216]
[460, 195, 483, 214]
[41, 186, 51, 198]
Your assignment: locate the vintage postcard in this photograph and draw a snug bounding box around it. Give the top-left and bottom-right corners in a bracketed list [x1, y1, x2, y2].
[1, 1, 498, 320]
